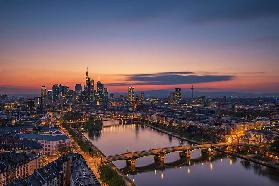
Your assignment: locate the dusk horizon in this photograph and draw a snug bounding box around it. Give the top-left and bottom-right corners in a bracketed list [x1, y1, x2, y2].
[1, 0, 279, 95]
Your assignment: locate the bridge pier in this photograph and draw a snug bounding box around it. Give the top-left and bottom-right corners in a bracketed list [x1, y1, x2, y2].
[201, 148, 214, 156]
[126, 159, 136, 170]
[154, 153, 165, 164]
[179, 150, 191, 159]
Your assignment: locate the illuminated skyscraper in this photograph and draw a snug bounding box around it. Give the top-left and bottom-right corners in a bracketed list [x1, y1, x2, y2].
[47, 90, 53, 100]
[90, 79, 94, 101]
[84, 68, 94, 101]
[174, 88, 182, 104]
[40, 86, 47, 98]
[96, 81, 104, 105]
[169, 88, 182, 104]
[128, 87, 135, 102]
[103, 87, 109, 106]
[52, 84, 59, 101]
[75, 84, 82, 94]
[59, 85, 69, 97]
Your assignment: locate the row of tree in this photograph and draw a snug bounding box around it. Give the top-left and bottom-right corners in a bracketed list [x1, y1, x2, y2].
[84, 116, 103, 136]
[99, 164, 125, 186]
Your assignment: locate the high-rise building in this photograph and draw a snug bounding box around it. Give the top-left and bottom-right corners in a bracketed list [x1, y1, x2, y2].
[90, 79, 94, 101]
[128, 87, 135, 102]
[52, 84, 60, 101]
[174, 88, 182, 104]
[34, 97, 43, 110]
[75, 84, 82, 94]
[59, 85, 69, 97]
[96, 81, 104, 105]
[84, 68, 94, 101]
[47, 90, 53, 100]
[40, 86, 47, 98]
[103, 87, 109, 106]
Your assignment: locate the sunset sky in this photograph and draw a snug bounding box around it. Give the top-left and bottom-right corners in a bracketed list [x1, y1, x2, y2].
[0, 0, 279, 95]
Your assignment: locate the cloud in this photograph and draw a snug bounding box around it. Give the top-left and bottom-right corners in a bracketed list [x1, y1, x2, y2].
[108, 72, 234, 86]
[189, 0, 279, 23]
[105, 0, 279, 24]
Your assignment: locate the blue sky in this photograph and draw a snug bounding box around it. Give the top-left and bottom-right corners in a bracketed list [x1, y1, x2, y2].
[0, 0, 279, 94]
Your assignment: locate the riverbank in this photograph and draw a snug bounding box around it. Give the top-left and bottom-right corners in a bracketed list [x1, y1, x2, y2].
[141, 122, 279, 170]
[143, 122, 200, 144]
[62, 122, 135, 186]
[83, 132, 135, 186]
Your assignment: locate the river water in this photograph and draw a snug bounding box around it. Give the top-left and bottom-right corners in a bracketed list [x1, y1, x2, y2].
[86, 124, 279, 186]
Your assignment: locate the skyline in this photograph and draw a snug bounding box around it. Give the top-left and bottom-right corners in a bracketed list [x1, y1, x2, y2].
[1, 0, 279, 95]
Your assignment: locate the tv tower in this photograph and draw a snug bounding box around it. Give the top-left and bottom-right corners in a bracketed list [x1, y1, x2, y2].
[190, 85, 194, 98]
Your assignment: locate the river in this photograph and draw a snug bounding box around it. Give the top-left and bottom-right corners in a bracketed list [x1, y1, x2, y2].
[85, 123, 279, 186]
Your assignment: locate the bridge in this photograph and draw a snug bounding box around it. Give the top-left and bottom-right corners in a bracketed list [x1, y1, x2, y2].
[120, 153, 229, 175]
[105, 142, 249, 169]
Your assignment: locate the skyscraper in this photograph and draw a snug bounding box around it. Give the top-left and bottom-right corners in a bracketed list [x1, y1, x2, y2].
[84, 68, 94, 101]
[59, 85, 69, 97]
[103, 87, 109, 106]
[41, 86, 47, 98]
[128, 87, 135, 102]
[174, 88, 182, 104]
[52, 84, 59, 101]
[75, 84, 82, 94]
[96, 81, 104, 105]
[47, 90, 53, 100]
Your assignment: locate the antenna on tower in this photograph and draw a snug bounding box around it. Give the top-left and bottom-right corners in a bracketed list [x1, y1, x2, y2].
[190, 84, 194, 98]
[86, 67, 89, 77]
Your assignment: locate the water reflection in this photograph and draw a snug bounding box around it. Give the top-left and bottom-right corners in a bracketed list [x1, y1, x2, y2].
[86, 123, 279, 186]
[241, 160, 279, 182]
[121, 152, 226, 175]
[88, 130, 102, 140]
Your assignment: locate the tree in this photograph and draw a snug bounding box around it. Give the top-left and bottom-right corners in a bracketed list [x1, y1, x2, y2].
[57, 144, 72, 155]
[99, 165, 125, 186]
[85, 116, 103, 136]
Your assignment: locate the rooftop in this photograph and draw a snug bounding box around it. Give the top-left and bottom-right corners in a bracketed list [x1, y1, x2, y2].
[16, 133, 69, 141]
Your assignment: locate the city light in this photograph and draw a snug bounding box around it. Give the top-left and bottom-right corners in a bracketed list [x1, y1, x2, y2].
[1, 1, 279, 185]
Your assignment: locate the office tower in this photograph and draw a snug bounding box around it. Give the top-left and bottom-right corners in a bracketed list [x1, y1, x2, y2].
[90, 79, 94, 101]
[75, 84, 82, 94]
[128, 86, 135, 102]
[103, 87, 109, 106]
[59, 85, 69, 96]
[174, 88, 182, 104]
[96, 81, 104, 105]
[34, 97, 43, 110]
[47, 90, 53, 100]
[84, 68, 90, 98]
[52, 84, 60, 101]
[41, 86, 47, 98]
[84, 68, 94, 101]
